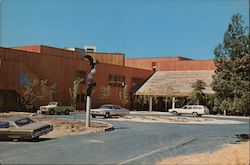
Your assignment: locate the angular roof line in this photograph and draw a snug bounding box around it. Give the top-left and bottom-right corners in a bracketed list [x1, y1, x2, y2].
[13, 45, 125, 55]
[135, 70, 215, 96]
[126, 56, 193, 60]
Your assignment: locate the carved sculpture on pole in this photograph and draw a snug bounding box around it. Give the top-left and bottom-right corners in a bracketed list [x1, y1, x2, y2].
[80, 53, 98, 127]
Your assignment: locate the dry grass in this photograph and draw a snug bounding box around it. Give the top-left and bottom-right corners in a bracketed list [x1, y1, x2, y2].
[0, 112, 110, 138]
[34, 118, 90, 138]
[157, 141, 250, 165]
[0, 112, 33, 118]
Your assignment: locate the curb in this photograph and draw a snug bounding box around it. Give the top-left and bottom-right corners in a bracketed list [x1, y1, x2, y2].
[52, 117, 115, 132]
[92, 120, 114, 132]
[29, 114, 114, 133]
[130, 111, 172, 115]
[104, 126, 114, 132]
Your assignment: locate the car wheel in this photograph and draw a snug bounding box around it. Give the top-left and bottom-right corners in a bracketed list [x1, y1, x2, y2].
[9, 135, 20, 141]
[49, 109, 55, 115]
[32, 136, 40, 142]
[13, 138, 19, 142]
[104, 112, 111, 118]
[92, 115, 96, 118]
[192, 112, 198, 117]
[65, 109, 70, 115]
[172, 111, 178, 116]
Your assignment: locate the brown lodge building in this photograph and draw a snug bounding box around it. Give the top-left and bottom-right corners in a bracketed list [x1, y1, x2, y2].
[0, 45, 216, 112]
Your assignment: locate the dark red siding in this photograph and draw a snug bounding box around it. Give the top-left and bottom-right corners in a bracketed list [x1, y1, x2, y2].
[0, 46, 153, 111]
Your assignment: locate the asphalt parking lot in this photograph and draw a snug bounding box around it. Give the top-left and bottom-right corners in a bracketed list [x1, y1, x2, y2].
[0, 113, 249, 164]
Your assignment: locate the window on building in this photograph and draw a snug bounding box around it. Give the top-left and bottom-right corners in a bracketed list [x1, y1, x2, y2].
[109, 74, 125, 87]
[117, 75, 125, 87]
[109, 74, 117, 86]
[75, 71, 86, 84]
[86, 49, 94, 52]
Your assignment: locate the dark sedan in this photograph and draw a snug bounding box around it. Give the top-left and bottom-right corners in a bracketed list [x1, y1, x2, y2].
[0, 117, 53, 140]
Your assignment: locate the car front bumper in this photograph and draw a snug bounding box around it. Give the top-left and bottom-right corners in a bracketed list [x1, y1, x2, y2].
[91, 111, 106, 116]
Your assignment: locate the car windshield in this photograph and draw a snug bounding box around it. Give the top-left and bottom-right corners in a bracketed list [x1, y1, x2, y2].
[15, 118, 34, 127]
[0, 121, 9, 128]
[100, 105, 112, 109]
[49, 102, 57, 105]
[114, 106, 121, 109]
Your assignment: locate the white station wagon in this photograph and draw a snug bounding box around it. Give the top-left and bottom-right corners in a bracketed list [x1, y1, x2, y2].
[169, 105, 210, 117]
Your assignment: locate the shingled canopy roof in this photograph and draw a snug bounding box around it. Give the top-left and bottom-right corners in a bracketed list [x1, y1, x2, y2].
[135, 70, 215, 96]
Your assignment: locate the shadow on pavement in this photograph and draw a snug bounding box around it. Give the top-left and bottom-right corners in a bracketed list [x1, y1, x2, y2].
[235, 134, 250, 142]
[0, 137, 55, 143]
[113, 126, 130, 130]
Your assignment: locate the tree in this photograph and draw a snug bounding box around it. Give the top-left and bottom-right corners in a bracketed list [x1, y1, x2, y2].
[190, 80, 207, 105]
[69, 78, 83, 108]
[211, 13, 250, 115]
[20, 78, 57, 111]
[99, 86, 111, 99]
[119, 85, 129, 108]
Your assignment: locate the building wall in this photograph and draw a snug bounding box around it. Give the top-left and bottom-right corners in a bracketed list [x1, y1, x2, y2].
[85, 52, 125, 66]
[0, 46, 153, 111]
[125, 57, 192, 70]
[1, 47, 85, 108]
[125, 57, 215, 71]
[157, 60, 216, 71]
[93, 63, 153, 108]
[14, 45, 125, 66]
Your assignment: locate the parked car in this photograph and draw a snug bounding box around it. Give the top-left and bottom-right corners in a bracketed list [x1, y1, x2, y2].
[169, 105, 209, 117]
[0, 117, 53, 140]
[39, 102, 75, 115]
[91, 104, 130, 118]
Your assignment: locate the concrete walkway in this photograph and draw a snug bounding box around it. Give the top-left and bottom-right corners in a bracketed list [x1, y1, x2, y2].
[130, 111, 171, 115]
[130, 111, 250, 119]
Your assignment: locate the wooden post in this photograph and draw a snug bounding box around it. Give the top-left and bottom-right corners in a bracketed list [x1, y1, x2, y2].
[165, 96, 168, 111]
[172, 97, 175, 109]
[149, 97, 153, 112]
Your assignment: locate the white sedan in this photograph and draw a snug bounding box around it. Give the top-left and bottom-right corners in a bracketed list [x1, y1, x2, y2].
[91, 104, 130, 118]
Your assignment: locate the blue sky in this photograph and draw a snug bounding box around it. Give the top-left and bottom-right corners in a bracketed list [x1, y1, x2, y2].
[0, 0, 249, 59]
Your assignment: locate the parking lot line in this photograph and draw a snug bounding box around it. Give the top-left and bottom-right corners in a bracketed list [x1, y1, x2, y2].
[117, 138, 196, 165]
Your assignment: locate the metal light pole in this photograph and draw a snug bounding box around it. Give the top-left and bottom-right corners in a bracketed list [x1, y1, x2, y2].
[85, 94, 91, 127]
[80, 52, 98, 128]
